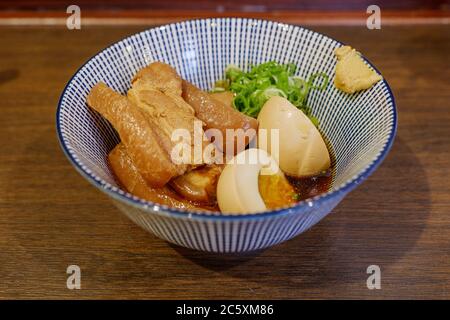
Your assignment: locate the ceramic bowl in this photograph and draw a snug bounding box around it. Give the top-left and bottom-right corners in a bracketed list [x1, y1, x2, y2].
[56, 18, 396, 253]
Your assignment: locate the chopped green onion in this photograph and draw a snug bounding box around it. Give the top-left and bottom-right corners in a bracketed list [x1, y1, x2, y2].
[213, 61, 329, 126]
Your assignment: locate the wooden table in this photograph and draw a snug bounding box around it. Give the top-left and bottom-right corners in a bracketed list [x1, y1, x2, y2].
[0, 23, 449, 299]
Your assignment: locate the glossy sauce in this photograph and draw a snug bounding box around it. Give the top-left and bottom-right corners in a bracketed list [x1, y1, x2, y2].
[287, 169, 333, 202]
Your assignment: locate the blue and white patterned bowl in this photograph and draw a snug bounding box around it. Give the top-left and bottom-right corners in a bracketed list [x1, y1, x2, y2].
[56, 18, 396, 253]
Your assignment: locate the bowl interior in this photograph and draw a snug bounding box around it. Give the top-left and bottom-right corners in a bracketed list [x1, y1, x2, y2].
[57, 18, 396, 215]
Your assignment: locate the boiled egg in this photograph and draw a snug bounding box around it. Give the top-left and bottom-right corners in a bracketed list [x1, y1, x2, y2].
[257, 96, 331, 177]
[217, 148, 282, 214]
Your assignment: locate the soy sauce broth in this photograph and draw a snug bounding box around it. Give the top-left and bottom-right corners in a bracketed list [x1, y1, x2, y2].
[286, 169, 333, 202]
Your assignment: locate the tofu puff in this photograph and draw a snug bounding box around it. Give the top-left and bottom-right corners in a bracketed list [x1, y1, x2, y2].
[87, 63, 218, 188]
[170, 164, 224, 205]
[128, 82, 213, 167]
[108, 143, 197, 210]
[87, 82, 180, 187]
[109, 143, 220, 211]
[182, 81, 258, 157]
[209, 91, 235, 108]
[129, 62, 219, 166]
[132, 61, 183, 96]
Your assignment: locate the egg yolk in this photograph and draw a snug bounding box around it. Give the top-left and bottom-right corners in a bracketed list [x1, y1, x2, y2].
[258, 173, 297, 209]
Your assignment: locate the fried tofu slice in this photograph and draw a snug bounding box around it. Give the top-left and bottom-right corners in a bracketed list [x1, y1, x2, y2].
[170, 164, 224, 205]
[86, 82, 181, 187]
[182, 81, 259, 157]
[209, 91, 235, 108]
[108, 143, 197, 210]
[132, 61, 182, 96]
[128, 63, 219, 166]
[127, 87, 198, 168]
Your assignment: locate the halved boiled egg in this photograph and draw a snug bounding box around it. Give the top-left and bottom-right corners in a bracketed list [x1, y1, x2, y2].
[257, 96, 331, 177]
[217, 148, 295, 214]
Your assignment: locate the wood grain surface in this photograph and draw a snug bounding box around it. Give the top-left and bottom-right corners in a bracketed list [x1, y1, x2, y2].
[0, 23, 449, 299]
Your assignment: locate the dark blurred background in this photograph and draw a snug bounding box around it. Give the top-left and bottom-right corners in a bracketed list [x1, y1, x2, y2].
[0, 0, 448, 11]
[0, 0, 449, 23]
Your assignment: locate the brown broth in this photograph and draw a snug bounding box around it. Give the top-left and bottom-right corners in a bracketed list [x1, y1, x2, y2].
[286, 169, 333, 202]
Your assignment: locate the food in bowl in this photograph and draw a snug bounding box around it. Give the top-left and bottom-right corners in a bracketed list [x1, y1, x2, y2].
[57, 18, 396, 252]
[86, 60, 334, 214]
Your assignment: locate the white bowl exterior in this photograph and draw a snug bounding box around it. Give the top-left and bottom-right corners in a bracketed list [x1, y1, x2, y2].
[57, 18, 396, 252]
